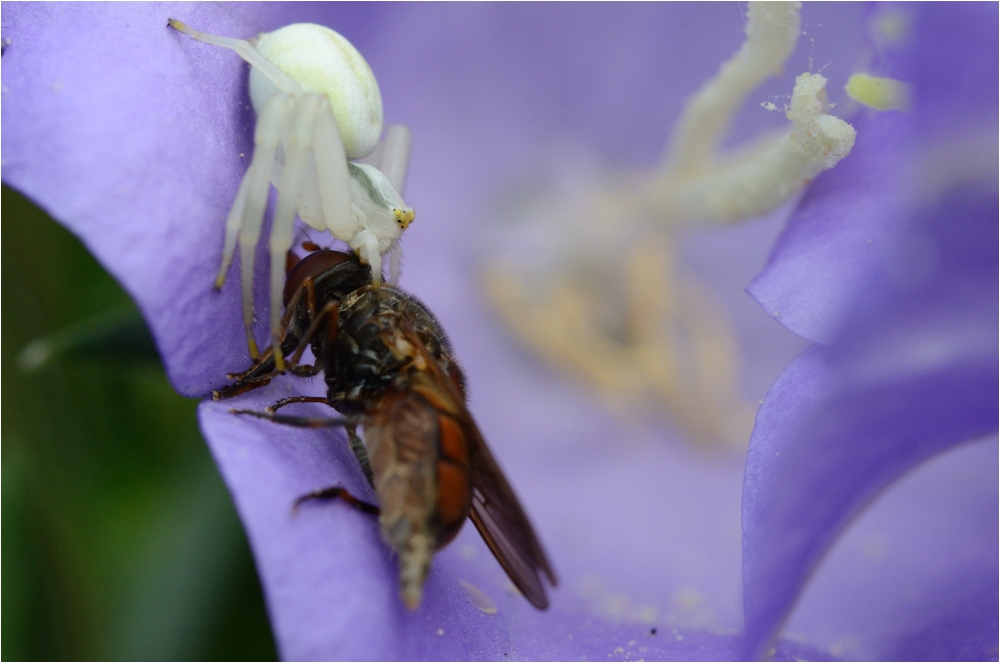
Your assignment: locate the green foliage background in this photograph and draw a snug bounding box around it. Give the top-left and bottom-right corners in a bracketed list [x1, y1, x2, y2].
[2, 186, 277, 660]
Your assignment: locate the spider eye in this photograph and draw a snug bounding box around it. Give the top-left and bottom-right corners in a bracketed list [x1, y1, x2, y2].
[392, 208, 414, 231]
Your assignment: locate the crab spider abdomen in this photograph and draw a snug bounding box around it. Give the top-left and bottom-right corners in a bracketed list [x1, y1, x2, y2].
[249, 23, 383, 159]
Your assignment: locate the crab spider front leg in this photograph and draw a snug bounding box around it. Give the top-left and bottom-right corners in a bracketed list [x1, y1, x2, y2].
[349, 229, 382, 280]
[168, 19, 303, 96]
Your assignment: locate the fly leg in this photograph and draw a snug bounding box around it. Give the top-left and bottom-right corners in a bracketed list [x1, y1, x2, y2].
[213, 354, 323, 400]
[215, 288, 335, 401]
[292, 486, 380, 516]
[215, 345, 310, 389]
[265, 396, 328, 413]
[286, 300, 338, 366]
[239, 399, 376, 485]
[345, 424, 374, 485]
[213, 375, 273, 400]
[230, 409, 355, 428]
[259, 394, 378, 517]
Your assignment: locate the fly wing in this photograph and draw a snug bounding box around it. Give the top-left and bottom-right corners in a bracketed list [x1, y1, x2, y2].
[396, 317, 557, 609]
[463, 417, 557, 610]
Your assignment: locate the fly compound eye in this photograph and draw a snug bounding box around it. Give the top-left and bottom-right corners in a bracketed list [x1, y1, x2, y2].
[283, 250, 358, 306]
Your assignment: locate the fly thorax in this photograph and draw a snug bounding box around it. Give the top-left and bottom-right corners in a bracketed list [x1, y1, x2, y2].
[381, 325, 428, 371]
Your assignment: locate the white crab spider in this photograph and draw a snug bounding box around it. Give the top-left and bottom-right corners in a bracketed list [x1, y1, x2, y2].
[168, 20, 415, 369]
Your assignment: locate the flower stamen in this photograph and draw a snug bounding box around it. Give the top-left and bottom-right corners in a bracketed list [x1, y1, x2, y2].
[482, 2, 856, 447]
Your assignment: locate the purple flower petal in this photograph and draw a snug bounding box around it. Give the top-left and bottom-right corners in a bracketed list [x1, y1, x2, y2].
[783, 437, 998, 661]
[1, 2, 269, 396]
[202, 365, 850, 661]
[746, 111, 910, 345]
[743, 337, 996, 658]
[1, 2, 869, 399]
[742, 4, 999, 657]
[748, 3, 999, 345]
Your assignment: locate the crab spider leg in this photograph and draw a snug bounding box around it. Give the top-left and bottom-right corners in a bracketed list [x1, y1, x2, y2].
[296, 151, 325, 230]
[270, 94, 324, 370]
[311, 98, 354, 244]
[238, 92, 293, 360]
[167, 20, 302, 97]
[378, 125, 411, 286]
[379, 124, 412, 193]
[387, 244, 403, 286]
[349, 229, 382, 285]
[215, 174, 251, 288]
[267, 150, 324, 232]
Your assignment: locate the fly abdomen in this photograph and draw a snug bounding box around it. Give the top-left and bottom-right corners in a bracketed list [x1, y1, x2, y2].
[366, 392, 439, 609]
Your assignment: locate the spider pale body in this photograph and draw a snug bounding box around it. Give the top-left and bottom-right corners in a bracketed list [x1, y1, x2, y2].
[248, 23, 383, 159]
[168, 20, 414, 369]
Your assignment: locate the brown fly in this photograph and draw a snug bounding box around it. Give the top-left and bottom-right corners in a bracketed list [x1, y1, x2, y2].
[216, 250, 556, 609]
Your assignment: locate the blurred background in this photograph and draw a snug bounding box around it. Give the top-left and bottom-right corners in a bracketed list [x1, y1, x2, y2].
[2, 185, 277, 660]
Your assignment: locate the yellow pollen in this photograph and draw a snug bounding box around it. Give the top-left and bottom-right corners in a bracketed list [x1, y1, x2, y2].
[845, 73, 912, 112]
[872, 11, 911, 48]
